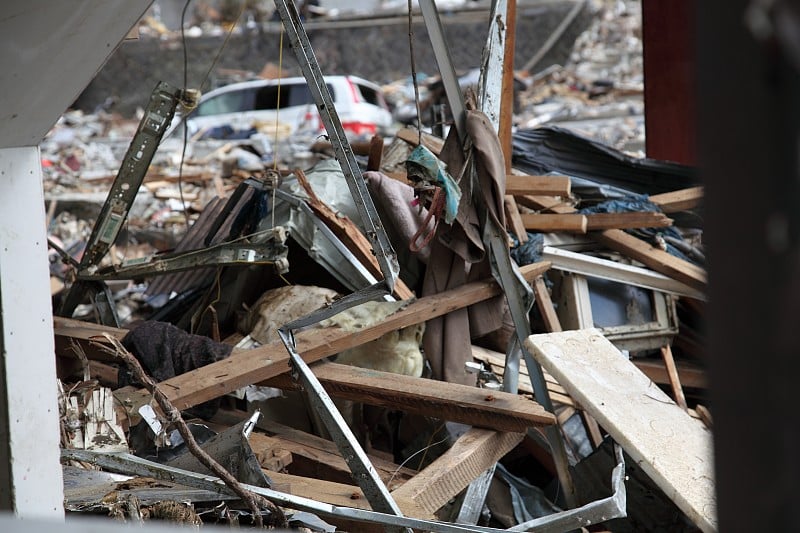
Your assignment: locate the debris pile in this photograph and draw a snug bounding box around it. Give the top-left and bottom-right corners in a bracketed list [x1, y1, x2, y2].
[48, 2, 713, 532]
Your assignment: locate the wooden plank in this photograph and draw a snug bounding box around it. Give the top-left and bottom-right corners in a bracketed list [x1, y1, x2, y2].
[532, 275, 605, 449]
[295, 168, 415, 300]
[521, 213, 587, 233]
[525, 329, 716, 532]
[584, 212, 673, 231]
[366, 135, 384, 171]
[470, 345, 575, 407]
[394, 127, 445, 155]
[521, 212, 672, 233]
[264, 361, 555, 432]
[391, 428, 523, 514]
[633, 358, 707, 390]
[210, 409, 415, 488]
[114, 262, 551, 419]
[506, 174, 571, 196]
[499, 0, 516, 174]
[532, 276, 562, 333]
[268, 470, 433, 520]
[595, 229, 707, 293]
[661, 344, 688, 410]
[514, 194, 575, 214]
[649, 186, 704, 213]
[504, 195, 529, 244]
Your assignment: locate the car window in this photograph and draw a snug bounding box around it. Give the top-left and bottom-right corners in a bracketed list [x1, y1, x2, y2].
[196, 88, 257, 116]
[253, 83, 334, 110]
[356, 83, 385, 108]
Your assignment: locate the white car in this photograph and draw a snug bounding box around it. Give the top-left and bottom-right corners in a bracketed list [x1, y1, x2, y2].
[171, 75, 394, 140]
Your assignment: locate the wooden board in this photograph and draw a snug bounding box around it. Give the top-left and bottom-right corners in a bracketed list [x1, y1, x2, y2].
[525, 329, 716, 532]
[391, 428, 523, 514]
[595, 229, 707, 293]
[649, 186, 704, 213]
[506, 174, 571, 196]
[210, 409, 415, 489]
[113, 262, 551, 421]
[264, 361, 555, 432]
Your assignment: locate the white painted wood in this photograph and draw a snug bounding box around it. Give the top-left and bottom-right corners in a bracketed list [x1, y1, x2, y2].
[0, 147, 64, 517]
[0, 0, 152, 147]
[543, 246, 707, 301]
[525, 329, 717, 533]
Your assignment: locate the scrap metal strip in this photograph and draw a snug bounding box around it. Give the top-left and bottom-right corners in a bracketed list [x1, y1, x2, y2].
[272, 0, 399, 292]
[508, 444, 627, 532]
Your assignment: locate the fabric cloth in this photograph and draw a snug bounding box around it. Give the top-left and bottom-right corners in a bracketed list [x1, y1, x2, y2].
[421, 108, 508, 385]
[119, 321, 233, 419]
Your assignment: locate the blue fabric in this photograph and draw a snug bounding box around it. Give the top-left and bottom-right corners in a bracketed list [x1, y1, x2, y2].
[406, 145, 462, 224]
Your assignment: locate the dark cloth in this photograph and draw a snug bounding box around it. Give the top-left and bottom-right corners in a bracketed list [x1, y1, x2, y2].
[118, 321, 233, 419]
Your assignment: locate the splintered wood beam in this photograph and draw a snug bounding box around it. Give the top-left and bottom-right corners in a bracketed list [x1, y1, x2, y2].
[525, 329, 717, 533]
[264, 361, 555, 432]
[506, 174, 571, 196]
[649, 186, 704, 213]
[391, 428, 523, 514]
[594, 229, 707, 293]
[113, 262, 551, 419]
[504, 195, 529, 244]
[294, 168, 415, 300]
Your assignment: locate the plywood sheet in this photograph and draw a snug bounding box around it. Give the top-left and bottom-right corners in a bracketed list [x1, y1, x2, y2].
[525, 329, 716, 532]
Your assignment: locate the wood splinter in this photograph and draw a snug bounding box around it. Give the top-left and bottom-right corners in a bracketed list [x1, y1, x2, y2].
[96, 334, 287, 529]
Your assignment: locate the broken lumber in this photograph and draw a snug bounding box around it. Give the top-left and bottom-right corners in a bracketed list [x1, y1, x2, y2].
[594, 229, 707, 293]
[521, 212, 672, 233]
[264, 361, 555, 432]
[514, 194, 575, 214]
[210, 409, 415, 489]
[504, 195, 529, 244]
[506, 174, 571, 196]
[391, 428, 523, 515]
[649, 186, 704, 213]
[113, 262, 551, 421]
[525, 329, 716, 533]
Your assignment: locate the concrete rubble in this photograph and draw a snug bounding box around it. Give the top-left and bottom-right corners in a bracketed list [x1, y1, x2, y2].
[48, 1, 712, 532]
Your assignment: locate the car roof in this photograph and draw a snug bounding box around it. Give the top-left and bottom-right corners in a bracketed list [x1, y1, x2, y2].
[198, 75, 381, 101]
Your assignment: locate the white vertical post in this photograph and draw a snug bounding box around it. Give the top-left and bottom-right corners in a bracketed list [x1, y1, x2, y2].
[0, 146, 64, 518]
